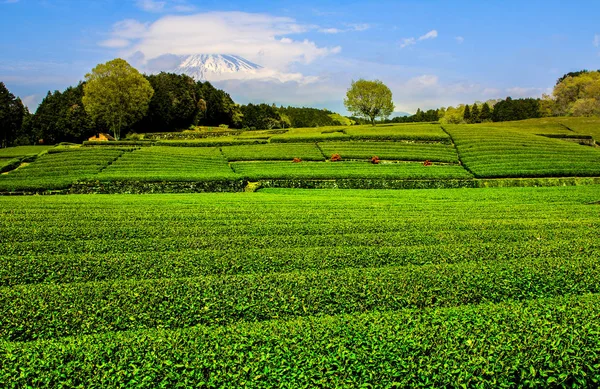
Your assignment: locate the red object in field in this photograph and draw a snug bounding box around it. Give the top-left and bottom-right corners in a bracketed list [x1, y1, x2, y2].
[371, 156, 380, 164]
[331, 153, 342, 162]
[423, 160, 432, 166]
[293, 157, 302, 163]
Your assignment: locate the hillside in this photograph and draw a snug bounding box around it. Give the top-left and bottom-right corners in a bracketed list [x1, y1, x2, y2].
[2, 186, 600, 386]
[1, 117, 599, 194]
[2, 117, 600, 386]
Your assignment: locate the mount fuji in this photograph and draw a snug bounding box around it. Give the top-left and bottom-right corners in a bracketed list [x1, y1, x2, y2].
[165, 54, 263, 81]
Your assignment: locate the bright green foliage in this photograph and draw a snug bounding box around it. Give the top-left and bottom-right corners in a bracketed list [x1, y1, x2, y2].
[559, 116, 600, 141]
[0, 148, 126, 191]
[344, 79, 395, 125]
[221, 143, 325, 161]
[344, 124, 449, 141]
[445, 124, 600, 177]
[1, 294, 599, 387]
[270, 127, 348, 143]
[0, 145, 52, 158]
[553, 71, 600, 116]
[157, 138, 269, 147]
[0, 158, 21, 173]
[232, 161, 471, 180]
[97, 146, 238, 181]
[319, 141, 458, 162]
[83, 59, 154, 140]
[1, 186, 600, 385]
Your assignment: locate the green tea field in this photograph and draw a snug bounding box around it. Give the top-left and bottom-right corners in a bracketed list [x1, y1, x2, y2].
[1, 118, 599, 193]
[1, 186, 600, 387]
[1, 118, 600, 387]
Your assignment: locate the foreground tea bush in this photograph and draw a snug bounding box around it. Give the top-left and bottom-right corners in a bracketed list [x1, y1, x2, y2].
[1, 256, 599, 341]
[1, 293, 599, 388]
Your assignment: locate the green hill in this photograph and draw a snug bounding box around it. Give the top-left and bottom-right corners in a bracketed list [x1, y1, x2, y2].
[0, 117, 599, 193]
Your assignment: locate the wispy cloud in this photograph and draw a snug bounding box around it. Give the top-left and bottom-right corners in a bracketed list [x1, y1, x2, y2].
[400, 29, 438, 48]
[135, 0, 195, 13]
[136, 0, 165, 12]
[594, 34, 600, 47]
[400, 38, 416, 48]
[319, 28, 343, 34]
[419, 30, 438, 41]
[455, 36, 464, 44]
[318, 23, 370, 34]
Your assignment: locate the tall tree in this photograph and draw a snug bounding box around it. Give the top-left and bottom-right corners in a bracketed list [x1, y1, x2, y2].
[463, 104, 471, 122]
[344, 79, 395, 126]
[83, 58, 154, 140]
[27, 84, 98, 144]
[471, 104, 480, 123]
[480, 102, 492, 121]
[0, 82, 27, 148]
[138, 72, 200, 132]
[195, 81, 242, 128]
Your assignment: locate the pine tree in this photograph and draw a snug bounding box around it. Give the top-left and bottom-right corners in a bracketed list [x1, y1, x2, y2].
[471, 104, 480, 123]
[480, 103, 492, 121]
[463, 104, 471, 123]
[0, 82, 26, 148]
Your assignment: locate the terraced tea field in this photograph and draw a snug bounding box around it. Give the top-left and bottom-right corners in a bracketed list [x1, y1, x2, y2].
[1, 186, 600, 387]
[0, 118, 598, 193]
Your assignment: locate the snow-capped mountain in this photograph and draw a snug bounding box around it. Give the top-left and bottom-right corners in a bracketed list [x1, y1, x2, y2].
[167, 54, 263, 81]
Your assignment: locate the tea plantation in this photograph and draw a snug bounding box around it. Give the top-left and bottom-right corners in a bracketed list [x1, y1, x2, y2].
[1, 118, 600, 387]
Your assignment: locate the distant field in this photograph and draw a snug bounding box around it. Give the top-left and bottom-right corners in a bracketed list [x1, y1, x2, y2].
[445, 123, 600, 178]
[0, 148, 126, 191]
[319, 141, 459, 162]
[0, 117, 599, 192]
[97, 146, 239, 182]
[0, 145, 53, 158]
[231, 161, 471, 180]
[221, 143, 325, 161]
[1, 186, 600, 386]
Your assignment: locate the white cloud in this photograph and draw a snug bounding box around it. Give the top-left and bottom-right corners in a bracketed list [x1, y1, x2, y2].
[136, 0, 196, 13]
[99, 38, 131, 48]
[418, 30, 438, 41]
[348, 23, 370, 32]
[102, 12, 341, 71]
[506, 86, 546, 98]
[594, 34, 600, 48]
[455, 36, 464, 44]
[21, 95, 41, 112]
[320, 28, 342, 34]
[318, 23, 370, 34]
[400, 29, 438, 49]
[136, 0, 165, 12]
[400, 37, 416, 48]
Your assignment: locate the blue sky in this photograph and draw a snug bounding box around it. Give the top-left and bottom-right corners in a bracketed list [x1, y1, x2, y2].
[1, 0, 599, 114]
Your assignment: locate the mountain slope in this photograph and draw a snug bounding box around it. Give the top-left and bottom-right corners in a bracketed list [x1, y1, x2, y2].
[167, 54, 262, 81]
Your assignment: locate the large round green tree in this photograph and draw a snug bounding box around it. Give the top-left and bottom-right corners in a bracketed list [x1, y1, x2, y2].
[83, 59, 153, 140]
[344, 79, 395, 126]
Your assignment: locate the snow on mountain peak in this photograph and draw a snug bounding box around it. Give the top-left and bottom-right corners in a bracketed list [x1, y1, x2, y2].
[169, 54, 262, 81]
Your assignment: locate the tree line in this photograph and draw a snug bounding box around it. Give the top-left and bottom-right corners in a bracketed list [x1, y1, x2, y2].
[1, 63, 599, 147]
[0, 62, 351, 146]
[384, 70, 600, 125]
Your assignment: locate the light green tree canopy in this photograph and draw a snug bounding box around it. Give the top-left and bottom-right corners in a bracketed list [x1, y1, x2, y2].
[344, 79, 395, 126]
[552, 71, 600, 117]
[82, 58, 154, 140]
